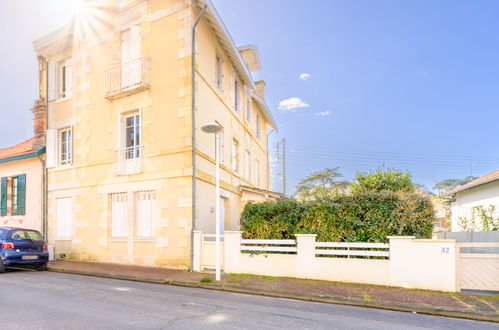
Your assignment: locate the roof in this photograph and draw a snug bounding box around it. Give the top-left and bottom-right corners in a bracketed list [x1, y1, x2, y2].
[0, 138, 45, 163]
[446, 169, 499, 195]
[239, 185, 283, 199]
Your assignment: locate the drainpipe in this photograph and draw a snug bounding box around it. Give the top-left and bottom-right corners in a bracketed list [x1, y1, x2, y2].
[190, 4, 207, 272]
[43, 56, 49, 240]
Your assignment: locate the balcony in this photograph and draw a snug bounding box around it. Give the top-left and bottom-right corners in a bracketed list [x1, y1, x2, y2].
[105, 58, 150, 100]
[116, 146, 143, 175]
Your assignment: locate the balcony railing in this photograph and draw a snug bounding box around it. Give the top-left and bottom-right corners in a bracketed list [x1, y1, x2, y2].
[116, 146, 143, 175]
[105, 58, 150, 100]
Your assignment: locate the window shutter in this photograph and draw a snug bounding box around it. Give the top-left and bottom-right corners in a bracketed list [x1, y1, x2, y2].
[221, 59, 225, 92]
[65, 59, 73, 99]
[56, 198, 72, 238]
[0, 177, 7, 216]
[16, 174, 26, 216]
[130, 25, 141, 60]
[48, 62, 56, 100]
[46, 129, 57, 168]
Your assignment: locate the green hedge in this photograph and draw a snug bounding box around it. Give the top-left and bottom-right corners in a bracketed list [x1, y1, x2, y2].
[240, 191, 435, 242]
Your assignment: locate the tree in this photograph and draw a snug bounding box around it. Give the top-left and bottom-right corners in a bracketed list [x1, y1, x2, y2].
[350, 167, 415, 194]
[432, 176, 477, 196]
[294, 167, 350, 201]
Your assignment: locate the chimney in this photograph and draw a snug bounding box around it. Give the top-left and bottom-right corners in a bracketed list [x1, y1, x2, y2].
[32, 55, 47, 150]
[255, 80, 265, 99]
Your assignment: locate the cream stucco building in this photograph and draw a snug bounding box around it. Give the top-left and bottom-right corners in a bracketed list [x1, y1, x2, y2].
[32, 0, 278, 269]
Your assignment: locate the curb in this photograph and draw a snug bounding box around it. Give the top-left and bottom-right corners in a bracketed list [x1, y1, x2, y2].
[48, 267, 499, 324]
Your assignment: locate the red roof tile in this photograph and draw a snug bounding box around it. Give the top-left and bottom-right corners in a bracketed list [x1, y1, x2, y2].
[447, 169, 499, 195]
[0, 137, 37, 160]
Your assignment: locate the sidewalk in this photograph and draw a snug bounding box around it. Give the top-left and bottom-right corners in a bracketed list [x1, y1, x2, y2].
[48, 261, 499, 323]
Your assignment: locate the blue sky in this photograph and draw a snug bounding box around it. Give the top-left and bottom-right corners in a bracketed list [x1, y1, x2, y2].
[1, 1, 499, 194]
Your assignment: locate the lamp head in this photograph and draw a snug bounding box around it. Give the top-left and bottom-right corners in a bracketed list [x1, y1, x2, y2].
[201, 122, 223, 134]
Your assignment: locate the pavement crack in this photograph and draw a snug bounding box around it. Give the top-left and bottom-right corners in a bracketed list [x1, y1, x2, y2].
[162, 306, 223, 329]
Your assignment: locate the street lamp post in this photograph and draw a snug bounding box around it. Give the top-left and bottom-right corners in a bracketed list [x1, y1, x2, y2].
[201, 122, 223, 281]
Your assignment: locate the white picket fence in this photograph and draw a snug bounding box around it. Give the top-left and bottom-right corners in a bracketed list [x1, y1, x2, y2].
[240, 239, 297, 253]
[239, 239, 389, 258]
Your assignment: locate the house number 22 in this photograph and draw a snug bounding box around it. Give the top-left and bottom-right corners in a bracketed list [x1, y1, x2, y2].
[441, 247, 450, 254]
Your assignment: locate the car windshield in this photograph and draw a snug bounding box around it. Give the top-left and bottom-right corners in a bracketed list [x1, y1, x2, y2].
[10, 230, 44, 242]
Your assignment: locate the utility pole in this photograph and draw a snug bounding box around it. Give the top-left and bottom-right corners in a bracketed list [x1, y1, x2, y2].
[282, 138, 286, 196]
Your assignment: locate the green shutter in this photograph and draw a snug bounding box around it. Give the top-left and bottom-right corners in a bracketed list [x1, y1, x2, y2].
[16, 174, 26, 216]
[0, 177, 7, 216]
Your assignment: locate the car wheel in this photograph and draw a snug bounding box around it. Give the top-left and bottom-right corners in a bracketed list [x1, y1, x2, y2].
[0, 259, 5, 273]
[35, 262, 47, 271]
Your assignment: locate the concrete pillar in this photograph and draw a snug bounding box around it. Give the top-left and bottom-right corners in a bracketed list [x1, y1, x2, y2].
[296, 234, 317, 278]
[223, 231, 242, 273]
[192, 230, 202, 272]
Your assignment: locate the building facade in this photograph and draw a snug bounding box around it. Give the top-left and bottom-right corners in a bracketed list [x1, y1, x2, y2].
[0, 138, 45, 233]
[33, 0, 277, 268]
[446, 170, 499, 232]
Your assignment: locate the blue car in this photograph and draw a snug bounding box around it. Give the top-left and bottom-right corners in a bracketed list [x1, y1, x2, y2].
[0, 227, 49, 273]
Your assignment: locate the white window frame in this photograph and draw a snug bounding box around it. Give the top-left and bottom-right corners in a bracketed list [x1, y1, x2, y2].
[59, 127, 72, 166]
[231, 138, 239, 174]
[234, 79, 240, 113]
[122, 112, 141, 159]
[246, 99, 251, 122]
[215, 55, 224, 91]
[244, 150, 250, 181]
[56, 59, 72, 100]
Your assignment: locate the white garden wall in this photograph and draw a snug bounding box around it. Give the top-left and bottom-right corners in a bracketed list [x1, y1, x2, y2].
[194, 231, 460, 292]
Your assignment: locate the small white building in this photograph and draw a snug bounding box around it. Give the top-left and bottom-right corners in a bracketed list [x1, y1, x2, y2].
[446, 170, 499, 231]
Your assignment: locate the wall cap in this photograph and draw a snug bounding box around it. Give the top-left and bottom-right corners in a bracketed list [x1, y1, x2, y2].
[413, 239, 456, 243]
[295, 234, 317, 238]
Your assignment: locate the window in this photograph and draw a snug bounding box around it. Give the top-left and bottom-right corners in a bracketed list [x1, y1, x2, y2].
[12, 177, 18, 215]
[215, 121, 224, 164]
[246, 100, 251, 122]
[111, 193, 128, 238]
[255, 159, 260, 186]
[58, 61, 67, 98]
[125, 113, 141, 159]
[121, 26, 141, 88]
[234, 80, 240, 112]
[0, 175, 26, 216]
[244, 150, 250, 180]
[57, 59, 72, 99]
[256, 113, 261, 139]
[56, 197, 73, 238]
[231, 139, 239, 173]
[136, 191, 155, 238]
[60, 128, 72, 165]
[215, 55, 224, 91]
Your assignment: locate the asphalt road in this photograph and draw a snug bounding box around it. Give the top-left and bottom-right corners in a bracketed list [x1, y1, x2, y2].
[0, 269, 496, 330]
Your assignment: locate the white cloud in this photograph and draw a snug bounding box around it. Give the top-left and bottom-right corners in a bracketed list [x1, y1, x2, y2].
[278, 97, 309, 112]
[299, 73, 311, 81]
[314, 110, 331, 116]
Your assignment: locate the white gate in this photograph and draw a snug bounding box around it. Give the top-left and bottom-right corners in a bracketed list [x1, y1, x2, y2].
[458, 243, 499, 291]
[201, 234, 224, 271]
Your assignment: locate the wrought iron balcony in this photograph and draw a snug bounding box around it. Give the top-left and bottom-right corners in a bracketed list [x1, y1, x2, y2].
[116, 145, 143, 175]
[105, 58, 150, 100]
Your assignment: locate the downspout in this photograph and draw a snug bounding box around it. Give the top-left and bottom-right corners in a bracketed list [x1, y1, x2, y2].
[43, 56, 49, 240]
[190, 4, 207, 272]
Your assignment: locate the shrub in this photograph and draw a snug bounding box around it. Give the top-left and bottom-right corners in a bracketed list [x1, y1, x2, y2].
[240, 192, 435, 242]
